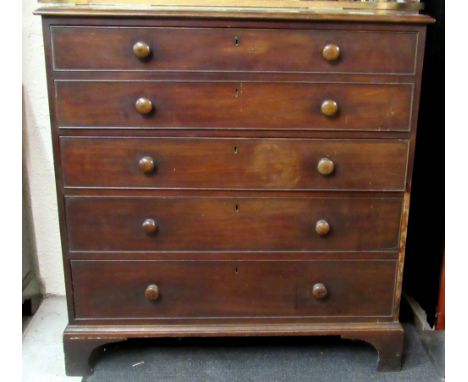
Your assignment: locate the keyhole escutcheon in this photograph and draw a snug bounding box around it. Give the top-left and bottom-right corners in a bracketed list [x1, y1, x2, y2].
[233, 36, 240, 46]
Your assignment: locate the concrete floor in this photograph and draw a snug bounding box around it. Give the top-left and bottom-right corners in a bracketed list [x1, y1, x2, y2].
[22, 296, 80, 382]
[23, 297, 444, 382]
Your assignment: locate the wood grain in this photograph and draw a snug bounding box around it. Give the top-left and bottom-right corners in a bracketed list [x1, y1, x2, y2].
[71, 259, 396, 319]
[60, 137, 409, 191]
[38, 0, 424, 12]
[36, 4, 434, 25]
[55, 81, 413, 131]
[65, 195, 403, 252]
[51, 26, 417, 74]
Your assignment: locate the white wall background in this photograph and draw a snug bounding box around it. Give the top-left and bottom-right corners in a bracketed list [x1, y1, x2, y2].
[23, 0, 65, 295]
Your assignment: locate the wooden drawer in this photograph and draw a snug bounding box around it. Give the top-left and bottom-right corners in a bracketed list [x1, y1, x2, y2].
[65, 196, 403, 252]
[61, 137, 409, 191]
[71, 259, 396, 320]
[55, 81, 413, 132]
[51, 26, 417, 74]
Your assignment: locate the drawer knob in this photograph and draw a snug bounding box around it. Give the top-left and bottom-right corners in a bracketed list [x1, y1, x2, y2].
[133, 41, 151, 59]
[317, 158, 335, 176]
[144, 284, 160, 301]
[322, 43, 341, 62]
[142, 218, 158, 235]
[321, 100, 338, 117]
[135, 97, 153, 115]
[315, 219, 330, 236]
[139, 156, 156, 175]
[312, 283, 328, 299]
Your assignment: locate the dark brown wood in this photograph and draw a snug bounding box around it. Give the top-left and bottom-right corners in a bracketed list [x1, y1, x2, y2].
[62, 321, 404, 375]
[70, 259, 396, 319]
[342, 325, 404, 371]
[63, 335, 126, 376]
[65, 195, 403, 252]
[35, 7, 435, 24]
[55, 81, 413, 132]
[60, 137, 409, 191]
[50, 25, 418, 74]
[37, 12, 431, 376]
[67, 250, 398, 263]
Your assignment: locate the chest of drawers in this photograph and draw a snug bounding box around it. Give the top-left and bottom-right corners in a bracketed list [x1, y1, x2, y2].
[37, 5, 433, 376]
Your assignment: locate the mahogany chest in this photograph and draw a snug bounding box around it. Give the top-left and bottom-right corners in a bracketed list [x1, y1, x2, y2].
[37, 4, 433, 376]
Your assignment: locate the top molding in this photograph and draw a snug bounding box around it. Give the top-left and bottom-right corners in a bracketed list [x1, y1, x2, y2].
[35, 1, 435, 24]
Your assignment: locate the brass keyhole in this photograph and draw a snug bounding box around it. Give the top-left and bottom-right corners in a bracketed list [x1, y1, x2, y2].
[233, 36, 240, 46]
[235, 203, 240, 213]
[233, 145, 239, 154]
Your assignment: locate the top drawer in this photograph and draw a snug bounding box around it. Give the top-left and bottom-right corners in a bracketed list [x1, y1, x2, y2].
[50, 26, 418, 75]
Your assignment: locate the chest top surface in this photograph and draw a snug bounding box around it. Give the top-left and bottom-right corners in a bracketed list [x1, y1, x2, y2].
[36, 0, 434, 24]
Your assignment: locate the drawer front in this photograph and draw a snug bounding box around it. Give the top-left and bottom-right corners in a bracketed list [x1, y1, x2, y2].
[56, 81, 413, 132]
[65, 196, 402, 252]
[51, 26, 417, 74]
[61, 137, 409, 191]
[71, 259, 396, 319]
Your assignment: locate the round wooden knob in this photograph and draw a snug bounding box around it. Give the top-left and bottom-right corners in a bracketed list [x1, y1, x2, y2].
[135, 97, 153, 115]
[322, 43, 341, 62]
[315, 219, 330, 236]
[312, 283, 328, 299]
[321, 100, 338, 117]
[138, 156, 156, 175]
[142, 218, 158, 235]
[133, 41, 151, 59]
[144, 284, 160, 301]
[317, 158, 335, 176]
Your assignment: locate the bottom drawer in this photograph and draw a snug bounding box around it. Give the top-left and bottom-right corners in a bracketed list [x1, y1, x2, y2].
[71, 260, 396, 320]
